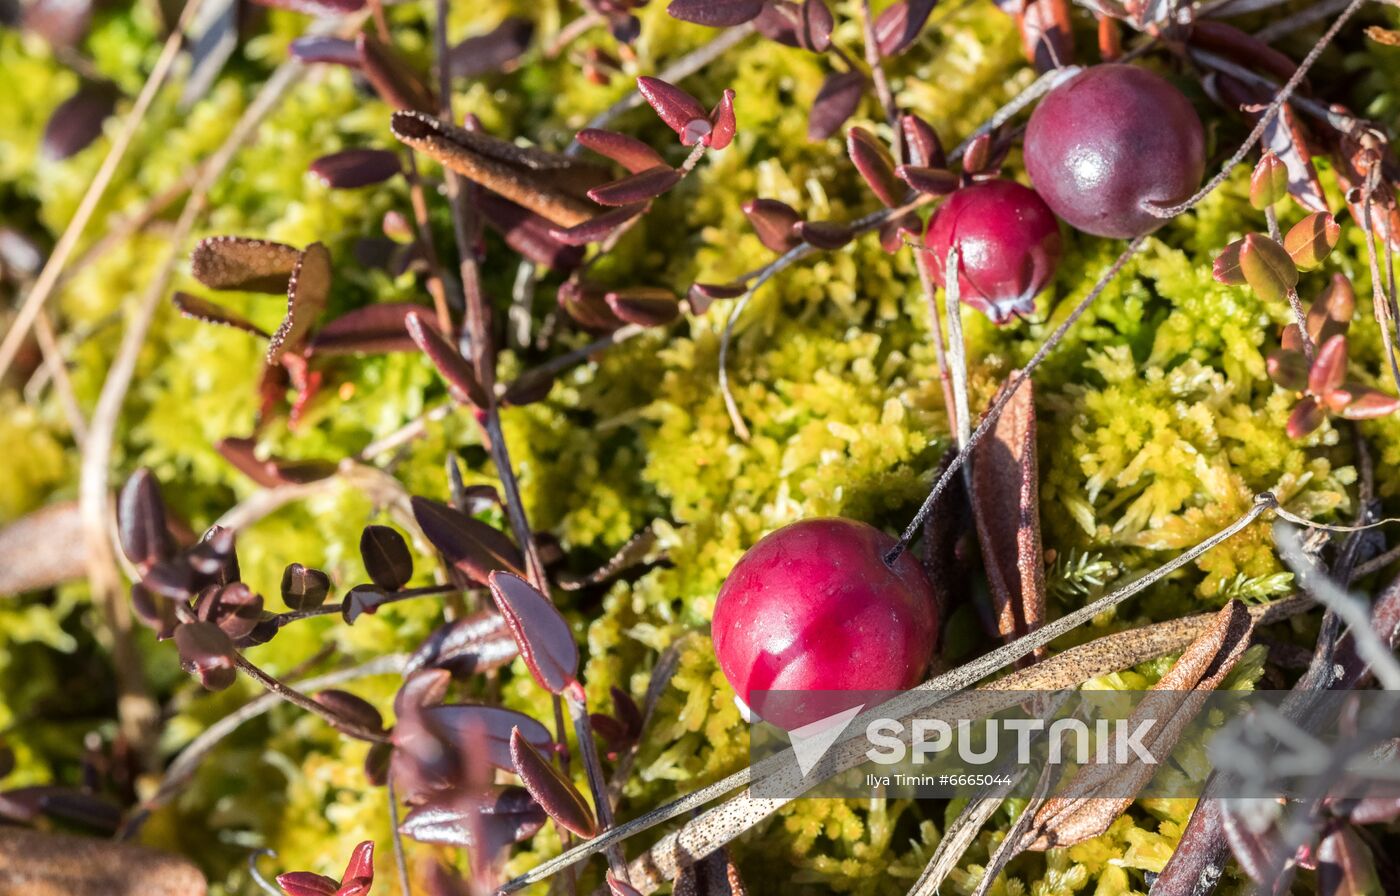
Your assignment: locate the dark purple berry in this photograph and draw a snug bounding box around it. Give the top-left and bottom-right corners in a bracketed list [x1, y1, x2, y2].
[1024, 64, 1205, 239]
[923, 179, 1062, 324]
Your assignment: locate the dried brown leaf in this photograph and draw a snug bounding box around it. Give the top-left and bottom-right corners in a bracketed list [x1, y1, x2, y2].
[0, 827, 207, 896]
[970, 375, 1045, 652]
[190, 236, 299, 293]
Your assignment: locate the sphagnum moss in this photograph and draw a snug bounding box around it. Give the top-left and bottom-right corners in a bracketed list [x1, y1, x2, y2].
[2, 0, 1398, 893]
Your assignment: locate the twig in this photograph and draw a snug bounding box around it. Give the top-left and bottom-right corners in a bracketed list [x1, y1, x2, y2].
[268, 583, 458, 627]
[31, 309, 89, 446]
[499, 498, 1284, 891]
[1352, 542, 1400, 579]
[0, 0, 208, 381]
[1253, 0, 1351, 42]
[1266, 205, 1315, 362]
[858, 0, 901, 143]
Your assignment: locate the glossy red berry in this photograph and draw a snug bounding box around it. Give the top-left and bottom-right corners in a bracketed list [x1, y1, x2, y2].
[923, 179, 1062, 324]
[711, 518, 939, 726]
[1024, 64, 1205, 239]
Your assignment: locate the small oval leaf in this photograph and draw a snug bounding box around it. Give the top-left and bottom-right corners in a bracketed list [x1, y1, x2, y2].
[488, 571, 579, 694]
[509, 727, 597, 837]
[360, 525, 413, 590]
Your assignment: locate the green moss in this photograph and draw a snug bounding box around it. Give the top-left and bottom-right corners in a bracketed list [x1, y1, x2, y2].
[3, 1, 1398, 893]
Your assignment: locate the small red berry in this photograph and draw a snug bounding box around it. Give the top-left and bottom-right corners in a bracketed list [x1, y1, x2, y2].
[711, 518, 939, 727]
[923, 179, 1062, 324]
[1024, 64, 1204, 239]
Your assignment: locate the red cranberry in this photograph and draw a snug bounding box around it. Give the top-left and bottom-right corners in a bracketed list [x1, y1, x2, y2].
[711, 518, 939, 727]
[1024, 64, 1205, 239]
[923, 179, 1062, 324]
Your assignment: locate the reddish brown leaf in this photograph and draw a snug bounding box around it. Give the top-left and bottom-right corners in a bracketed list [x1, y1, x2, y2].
[289, 36, 360, 65]
[1250, 151, 1288, 210]
[309, 148, 401, 189]
[549, 203, 648, 246]
[117, 469, 171, 569]
[1285, 212, 1341, 270]
[808, 70, 865, 141]
[190, 236, 300, 293]
[42, 82, 117, 161]
[172, 291, 268, 338]
[249, 0, 363, 15]
[174, 621, 237, 691]
[900, 114, 945, 168]
[0, 501, 88, 595]
[666, 0, 764, 27]
[1261, 102, 1327, 213]
[847, 127, 902, 207]
[404, 310, 489, 408]
[794, 219, 854, 249]
[1239, 233, 1298, 304]
[488, 571, 579, 694]
[1017, 0, 1072, 74]
[637, 77, 710, 144]
[422, 704, 552, 771]
[309, 303, 434, 355]
[313, 689, 386, 736]
[281, 563, 331, 610]
[1213, 238, 1247, 286]
[896, 164, 958, 196]
[1190, 20, 1298, 85]
[1308, 334, 1348, 397]
[588, 166, 682, 206]
[447, 17, 533, 78]
[1318, 826, 1380, 896]
[707, 89, 737, 150]
[798, 0, 834, 52]
[360, 525, 413, 591]
[411, 497, 524, 585]
[1339, 386, 1400, 420]
[605, 287, 681, 327]
[873, 0, 937, 56]
[1266, 349, 1308, 390]
[399, 787, 546, 854]
[1287, 395, 1325, 438]
[477, 193, 585, 268]
[741, 198, 802, 252]
[576, 129, 667, 174]
[405, 610, 518, 677]
[509, 727, 597, 837]
[970, 375, 1044, 654]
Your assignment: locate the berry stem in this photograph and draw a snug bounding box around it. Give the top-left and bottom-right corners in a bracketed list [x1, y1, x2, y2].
[1267, 204, 1316, 363]
[858, 0, 902, 152]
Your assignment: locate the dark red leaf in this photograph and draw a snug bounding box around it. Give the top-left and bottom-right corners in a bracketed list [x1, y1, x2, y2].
[605, 287, 681, 327]
[41, 82, 117, 161]
[549, 203, 648, 246]
[509, 727, 597, 837]
[896, 164, 958, 197]
[799, 0, 833, 51]
[215, 437, 336, 488]
[741, 198, 802, 252]
[309, 148, 401, 189]
[399, 787, 546, 857]
[706, 89, 737, 149]
[587, 166, 683, 206]
[360, 525, 413, 590]
[1339, 387, 1400, 420]
[21, 0, 92, 47]
[478, 192, 585, 269]
[190, 236, 300, 293]
[558, 278, 626, 330]
[847, 127, 902, 206]
[666, 0, 764, 26]
[310, 303, 434, 355]
[196, 581, 263, 641]
[576, 128, 667, 174]
[1266, 349, 1308, 390]
[117, 469, 171, 569]
[405, 310, 490, 408]
[172, 291, 269, 337]
[337, 841, 374, 896]
[422, 703, 552, 771]
[611, 685, 644, 738]
[608, 873, 647, 896]
[488, 571, 579, 694]
[1287, 395, 1325, 438]
[1308, 334, 1348, 397]
[808, 70, 865, 141]
[637, 76, 709, 143]
[873, 0, 937, 56]
[289, 36, 360, 66]
[281, 563, 331, 610]
[795, 219, 854, 249]
[1017, 0, 1072, 74]
[314, 689, 386, 735]
[961, 131, 993, 174]
[356, 32, 434, 113]
[447, 17, 534, 78]
[174, 621, 237, 691]
[411, 496, 525, 585]
[753, 1, 802, 46]
[690, 281, 747, 300]
[901, 113, 945, 168]
[277, 872, 341, 896]
[249, 0, 364, 15]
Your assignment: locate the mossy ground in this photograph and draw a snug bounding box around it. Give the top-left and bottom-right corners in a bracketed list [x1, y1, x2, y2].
[3, 1, 1399, 893]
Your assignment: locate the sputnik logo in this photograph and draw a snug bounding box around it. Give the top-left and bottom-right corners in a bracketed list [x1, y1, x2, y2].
[788, 704, 865, 776]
